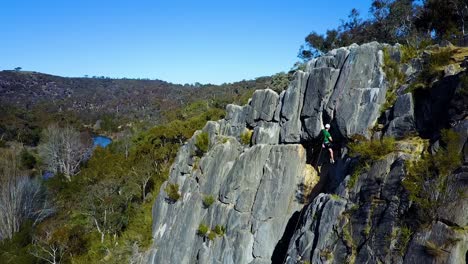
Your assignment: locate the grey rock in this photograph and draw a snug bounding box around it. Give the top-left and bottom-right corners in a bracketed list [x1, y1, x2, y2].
[404, 221, 467, 264]
[246, 89, 279, 125]
[148, 135, 307, 263]
[252, 121, 280, 145]
[279, 71, 309, 143]
[386, 93, 416, 139]
[301, 67, 340, 139]
[444, 64, 460, 77]
[329, 42, 388, 139]
[273, 90, 285, 122]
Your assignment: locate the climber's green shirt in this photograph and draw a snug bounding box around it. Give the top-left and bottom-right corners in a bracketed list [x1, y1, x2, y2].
[322, 129, 331, 143]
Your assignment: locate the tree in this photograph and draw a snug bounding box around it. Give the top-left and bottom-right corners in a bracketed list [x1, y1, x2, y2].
[0, 146, 53, 240]
[14, 67, 22, 72]
[131, 157, 157, 201]
[82, 180, 131, 243]
[39, 124, 91, 181]
[416, 0, 468, 40]
[30, 229, 66, 264]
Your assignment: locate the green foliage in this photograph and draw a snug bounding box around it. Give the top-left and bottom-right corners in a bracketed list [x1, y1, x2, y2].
[0, 221, 37, 264]
[424, 241, 445, 257]
[429, 48, 454, 72]
[400, 45, 418, 64]
[348, 137, 396, 163]
[348, 138, 395, 189]
[164, 183, 181, 202]
[395, 226, 413, 256]
[403, 129, 462, 222]
[197, 224, 209, 236]
[213, 225, 226, 236]
[382, 48, 405, 111]
[195, 132, 210, 155]
[347, 163, 368, 189]
[363, 225, 371, 236]
[240, 129, 253, 146]
[207, 231, 217, 241]
[268, 72, 290, 93]
[19, 148, 36, 170]
[411, 48, 456, 92]
[202, 195, 215, 208]
[433, 129, 462, 176]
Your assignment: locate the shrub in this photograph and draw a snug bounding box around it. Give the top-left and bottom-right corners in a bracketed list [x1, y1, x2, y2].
[424, 241, 445, 257]
[396, 226, 413, 256]
[348, 137, 396, 163]
[382, 48, 405, 111]
[403, 129, 462, 222]
[202, 195, 215, 208]
[195, 132, 209, 155]
[197, 224, 209, 236]
[213, 225, 226, 236]
[207, 231, 217, 241]
[400, 45, 418, 64]
[20, 149, 36, 170]
[164, 183, 181, 202]
[347, 163, 368, 189]
[412, 48, 456, 91]
[240, 129, 253, 145]
[433, 129, 462, 176]
[429, 48, 453, 72]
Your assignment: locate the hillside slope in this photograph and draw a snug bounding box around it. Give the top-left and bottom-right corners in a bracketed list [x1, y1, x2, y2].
[0, 71, 272, 143]
[145, 42, 467, 264]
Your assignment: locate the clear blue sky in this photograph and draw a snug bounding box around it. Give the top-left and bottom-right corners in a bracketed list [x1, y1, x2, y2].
[0, 0, 373, 84]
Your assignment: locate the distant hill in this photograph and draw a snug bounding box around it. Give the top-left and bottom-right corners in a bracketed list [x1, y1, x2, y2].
[0, 71, 269, 123]
[0, 70, 273, 142]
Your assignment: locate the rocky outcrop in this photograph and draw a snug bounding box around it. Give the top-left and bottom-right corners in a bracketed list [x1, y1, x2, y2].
[147, 42, 468, 264]
[385, 93, 416, 139]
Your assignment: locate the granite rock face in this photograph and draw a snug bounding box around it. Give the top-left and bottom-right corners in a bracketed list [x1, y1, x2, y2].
[147, 42, 468, 264]
[385, 93, 416, 139]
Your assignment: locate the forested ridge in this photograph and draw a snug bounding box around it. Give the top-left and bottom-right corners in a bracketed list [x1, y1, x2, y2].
[1, 0, 467, 263]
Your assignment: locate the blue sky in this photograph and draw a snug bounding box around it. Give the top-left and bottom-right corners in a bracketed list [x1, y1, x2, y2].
[0, 0, 373, 84]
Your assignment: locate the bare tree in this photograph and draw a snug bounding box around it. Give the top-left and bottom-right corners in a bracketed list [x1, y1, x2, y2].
[30, 229, 66, 264]
[0, 146, 54, 240]
[39, 124, 90, 181]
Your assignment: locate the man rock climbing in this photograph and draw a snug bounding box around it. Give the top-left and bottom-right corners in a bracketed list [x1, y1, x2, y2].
[322, 124, 334, 164]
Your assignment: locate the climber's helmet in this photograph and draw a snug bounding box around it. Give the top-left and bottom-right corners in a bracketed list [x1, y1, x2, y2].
[325, 124, 331, 129]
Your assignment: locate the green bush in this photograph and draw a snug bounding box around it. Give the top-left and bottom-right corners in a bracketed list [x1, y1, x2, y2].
[400, 45, 418, 64]
[20, 149, 36, 170]
[403, 129, 462, 222]
[202, 195, 215, 208]
[197, 224, 209, 236]
[396, 226, 413, 256]
[348, 137, 396, 163]
[164, 183, 181, 202]
[213, 225, 226, 236]
[412, 48, 455, 91]
[429, 48, 453, 72]
[382, 48, 405, 111]
[207, 231, 217, 241]
[424, 241, 445, 257]
[195, 132, 209, 155]
[240, 129, 253, 145]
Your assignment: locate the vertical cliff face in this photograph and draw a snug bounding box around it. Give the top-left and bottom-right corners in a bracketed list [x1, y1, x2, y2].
[146, 42, 468, 264]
